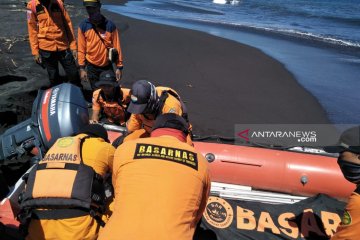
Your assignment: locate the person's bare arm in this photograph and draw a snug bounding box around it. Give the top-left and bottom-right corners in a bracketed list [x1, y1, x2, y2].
[91, 109, 100, 123]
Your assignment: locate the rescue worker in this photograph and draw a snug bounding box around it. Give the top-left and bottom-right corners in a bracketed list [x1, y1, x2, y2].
[98, 113, 210, 240]
[324, 126, 360, 240]
[78, 0, 124, 90]
[91, 70, 131, 125]
[19, 124, 115, 240]
[26, 0, 80, 87]
[126, 80, 191, 141]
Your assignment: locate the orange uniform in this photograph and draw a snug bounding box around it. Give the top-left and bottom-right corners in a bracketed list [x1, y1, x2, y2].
[92, 88, 131, 125]
[26, 134, 115, 240]
[26, 0, 77, 56]
[331, 190, 360, 240]
[78, 18, 123, 68]
[98, 134, 210, 240]
[127, 87, 183, 133]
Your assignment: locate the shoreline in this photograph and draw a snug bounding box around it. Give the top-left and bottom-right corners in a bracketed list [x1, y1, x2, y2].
[0, 0, 330, 137]
[104, 0, 360, 125]
[100, 0, 330, 136]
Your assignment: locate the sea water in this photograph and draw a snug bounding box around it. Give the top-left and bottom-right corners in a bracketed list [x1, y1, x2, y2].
[104, 0, 360, 124]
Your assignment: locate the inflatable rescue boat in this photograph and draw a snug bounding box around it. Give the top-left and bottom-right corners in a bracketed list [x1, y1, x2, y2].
[0, 84, 354, 239]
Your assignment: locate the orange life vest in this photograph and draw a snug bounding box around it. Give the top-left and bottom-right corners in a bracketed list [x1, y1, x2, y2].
[96, 88, 130, 125]
[19, 135, 105, 222]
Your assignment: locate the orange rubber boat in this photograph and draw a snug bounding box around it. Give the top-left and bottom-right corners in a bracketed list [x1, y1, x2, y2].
[0, 83, 355, 237]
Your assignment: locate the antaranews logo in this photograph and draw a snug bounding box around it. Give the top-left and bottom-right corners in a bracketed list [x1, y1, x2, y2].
[233, 124, 345, 147]
[237, 129, 250, 141]
[238, 130, 317, 143]
[237, 124, 360, 148]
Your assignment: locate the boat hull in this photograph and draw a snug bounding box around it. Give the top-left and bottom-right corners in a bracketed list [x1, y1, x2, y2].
[194, 142, 354, 200]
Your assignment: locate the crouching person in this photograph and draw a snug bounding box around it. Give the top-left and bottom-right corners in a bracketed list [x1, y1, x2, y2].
[98, 114, 210, 240]
[18, 124, 115, 240]
[91, 70, 131, 125]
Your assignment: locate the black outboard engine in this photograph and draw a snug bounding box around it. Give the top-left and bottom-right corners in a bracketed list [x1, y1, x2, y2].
[0, 83, 89, 166]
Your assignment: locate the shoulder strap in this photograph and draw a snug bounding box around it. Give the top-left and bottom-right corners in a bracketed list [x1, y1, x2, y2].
[30, 0, 36, 14]
[92, 25, 110, 49]
[158, 90, 189, 122]
[157, 91, 169, 116]
[78, 135, 91, 165]
[166, 89, 180, 100]
[56, 0, 64, 12]
[30, 0, 35, 14]
[31, 0, 64, 14]
[115, 87, 123, 105]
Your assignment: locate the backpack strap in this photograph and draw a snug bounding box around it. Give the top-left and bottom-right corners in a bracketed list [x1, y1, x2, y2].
[157, 90, 189, 122]
[166, 89, 189, 122]
[31, 0, 36, 15]
[156, 91, 169, 117]
[57, 0, 64, 12]
[30, 0, 64, 16]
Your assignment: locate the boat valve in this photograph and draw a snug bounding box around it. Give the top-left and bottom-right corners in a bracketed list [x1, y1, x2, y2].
[300, 175, 308, 185]
[205, 153, 215, 163]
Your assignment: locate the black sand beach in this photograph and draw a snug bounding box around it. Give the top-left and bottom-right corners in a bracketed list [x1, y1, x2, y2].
[0, 0, 329, 137]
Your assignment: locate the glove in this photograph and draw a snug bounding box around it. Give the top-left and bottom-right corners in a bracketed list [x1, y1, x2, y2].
[115, 68, 122, 81]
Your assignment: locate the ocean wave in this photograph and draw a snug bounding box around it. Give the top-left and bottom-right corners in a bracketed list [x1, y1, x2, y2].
[142, 0, 224, 15]
[240, 1, 360, 27]
[107, 0, 360, 49]
[190, 18, 360, 48]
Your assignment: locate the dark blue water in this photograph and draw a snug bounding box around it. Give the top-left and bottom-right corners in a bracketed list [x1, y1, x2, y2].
[104, 0, 360, 124]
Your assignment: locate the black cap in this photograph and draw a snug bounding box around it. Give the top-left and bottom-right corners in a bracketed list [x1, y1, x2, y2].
[323, 126, 360, 154]
[152, 113, 189, 134]
[81, 124, 109, 142]
[127, 80, 155, 114]
[95, 70, 117, 88]
[83, 0, 101, 7]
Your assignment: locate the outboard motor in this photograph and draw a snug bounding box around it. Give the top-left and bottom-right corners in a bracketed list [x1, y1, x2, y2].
[0, 83, 89, 166]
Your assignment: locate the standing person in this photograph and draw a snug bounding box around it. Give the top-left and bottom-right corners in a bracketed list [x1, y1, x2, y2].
[324, 126, 360, 240]
[91, 70, 131, 125]
[78, 0, 124, 90]
[18, 124, 115, 240]
[98, 113, 210, 240]
[26, 0, 80, 87]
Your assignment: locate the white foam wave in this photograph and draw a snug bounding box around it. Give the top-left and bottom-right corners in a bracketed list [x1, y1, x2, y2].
[187, 17, 360, 48]
[108, 2, 360, 49]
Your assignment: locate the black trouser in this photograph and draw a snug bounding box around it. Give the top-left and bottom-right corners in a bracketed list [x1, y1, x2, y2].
[39, 49, 80, 87]
[86, 63, 113, 90]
